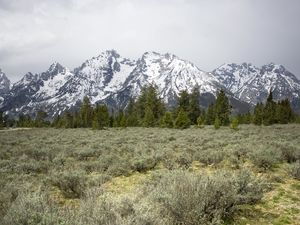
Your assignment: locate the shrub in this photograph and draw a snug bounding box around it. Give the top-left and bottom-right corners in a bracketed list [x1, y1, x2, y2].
[280, 146, 300, 163]
[147, 170, 265, 225]
[290, 161, 300, 180]
[131, 157, 157, 172]
[194, 150, 225, 165]
[51, 170, 87, 198]
[1, 191, 69, 225]
[249, 148, 280, 171]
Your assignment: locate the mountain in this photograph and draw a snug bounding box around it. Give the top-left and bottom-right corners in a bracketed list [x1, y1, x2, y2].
[1, 50, 299, 117]
[0, 69, 11, 107]
[213, 63, 300, 112]
[108, 51, 223, 109]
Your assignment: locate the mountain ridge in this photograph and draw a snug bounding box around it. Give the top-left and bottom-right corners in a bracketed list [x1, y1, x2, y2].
[1, 50, 299, 117]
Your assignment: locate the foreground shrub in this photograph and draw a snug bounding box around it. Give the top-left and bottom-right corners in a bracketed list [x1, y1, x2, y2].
[290, 161, 300, 180]
[51, 170, 87, 198]
[1, 191, 69, 225]
[249, 148, 280, 171]
[147, 170, 265, 225]
[280, 146, 300, 163]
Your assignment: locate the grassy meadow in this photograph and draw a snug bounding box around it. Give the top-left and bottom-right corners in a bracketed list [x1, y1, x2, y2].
[0, 125, 300, 225]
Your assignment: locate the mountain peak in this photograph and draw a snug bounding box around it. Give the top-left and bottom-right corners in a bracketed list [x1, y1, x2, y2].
[0, 69, 11, 95]
[47, 62, 65, 74]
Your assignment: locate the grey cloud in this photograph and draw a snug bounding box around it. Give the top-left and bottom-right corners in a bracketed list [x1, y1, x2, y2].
[0, 0, 299, 82]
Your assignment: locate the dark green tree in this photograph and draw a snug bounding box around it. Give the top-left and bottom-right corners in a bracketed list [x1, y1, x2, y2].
[63, 111, 74, 128]
[178, 90, 190, 112]
[143, 106, 156, 127]
[253, 102, 264, 125]
[35, 110, 48, 127]
[175, 109, 191, 129]
[263, 90, 276, 125]
[205, 103, 215, 125]
[92, 104, 110, 129]
[276, 99, 293, 124]
[80, 96, 93, 127]
[214, 90, 231, 126]
[188, 87, 201, 124]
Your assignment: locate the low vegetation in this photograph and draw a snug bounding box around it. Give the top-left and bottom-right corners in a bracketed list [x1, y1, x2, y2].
[0, 125, 300, 224]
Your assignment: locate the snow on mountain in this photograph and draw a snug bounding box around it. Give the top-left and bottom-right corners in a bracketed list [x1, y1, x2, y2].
[117, 51, 222, 106]
[0, 69, 10, 95]
[1, 50, 300, 117]
[0, 69, 11, 107]
[213, 63, 300, 105]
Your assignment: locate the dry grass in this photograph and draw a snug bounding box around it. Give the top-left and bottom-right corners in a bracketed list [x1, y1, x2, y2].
[0, 125, 300, 224]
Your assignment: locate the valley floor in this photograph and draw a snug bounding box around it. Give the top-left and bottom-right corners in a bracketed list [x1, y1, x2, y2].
[0, 125, 300, 225]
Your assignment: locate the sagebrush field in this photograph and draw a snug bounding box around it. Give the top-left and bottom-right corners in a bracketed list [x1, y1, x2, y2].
[0, 125, 300, 225]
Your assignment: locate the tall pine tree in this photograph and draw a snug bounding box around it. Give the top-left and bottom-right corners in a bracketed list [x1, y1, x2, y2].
[214, 90, 231, 126]
[263, 90, 277, 125]
[92, 104, 110, 129]
[80, 96, 93, 127]
[188, 87, 201, 124]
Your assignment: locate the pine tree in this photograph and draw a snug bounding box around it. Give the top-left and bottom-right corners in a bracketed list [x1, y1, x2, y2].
[175, 109, 191, 129]
[18, 114, 33, 127]
[63, 111, 74, 128]
[188, 87, 201, 124]
[214, 90, 231, 126]
[35, 110, 48, 127]
[120, 114, 127, 128]
[126, 98, 139, 127]
[93, 104, 110, 129]
[143, 106, 156, 127]
[178, 90, 190, 112]
[113, 110, 124, 127]
[253, 102, 264, 125]
[80, 96, 93, 127]
[263, 90, 276, 125]
[276, 99, 293, 124]
[161, 112, 174, 128]
[205, 103, 215, 125]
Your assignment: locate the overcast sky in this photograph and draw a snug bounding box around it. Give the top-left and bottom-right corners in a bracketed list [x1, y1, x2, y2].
[0, 0, 299, 82]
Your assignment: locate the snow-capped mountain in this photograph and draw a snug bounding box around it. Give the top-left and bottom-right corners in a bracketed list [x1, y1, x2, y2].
[213, 63, 300, 106]
[0, 69, 11, 107]
[113, 51, 223, 107]
[1, 50, 299, 117]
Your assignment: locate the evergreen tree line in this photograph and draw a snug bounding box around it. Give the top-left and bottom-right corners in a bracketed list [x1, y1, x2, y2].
[0, 86, 299, 130]
[237, 91, 296, 126]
